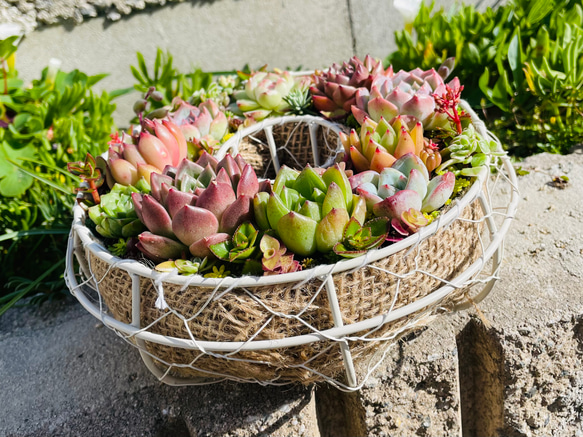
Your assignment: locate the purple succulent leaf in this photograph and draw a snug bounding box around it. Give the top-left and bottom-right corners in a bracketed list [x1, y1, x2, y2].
[349, 170, 380, 190]
[175, 158, 203, 181]
[356, 186, 383, 210]
[172, 205, 219, 246]
[237, 164, 260, 198]
[166, 188, 198, 218]
[354, 88, 370, 111]
[234, 154, 248, 173]
[421, 171, 455, 213]
[373, 189, 422, 219]
[131, 192, 144, 223]
[391, 153, 429, 184]
[438, 57, 456, 80]
[367, 97, 399, 123]
[141, 195, 174, 238]
[150, 172, 174, 203]
[215, 167, 233, 187]
[379, 168, 408, 191]
[180, 125, 201, 141]
[219, 194, 253, 234]
[216, 154, 241, 188]
[195, 181, 237, 222]
[189, 233, 230, 258]
[404, 168, 428, 199]
[137, 232, 187, 262]
[385, 87, 411, 110]
[400, 94, 436, 125]
[193, 107, 212, 136]
[377, 183, 397, 199]
[195, 151, 219, 171]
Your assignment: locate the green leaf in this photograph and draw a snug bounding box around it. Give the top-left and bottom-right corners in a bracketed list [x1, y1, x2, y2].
[108, 87, 134, 100]
[8, 161, 71, 195]
[0, 261, 63, 317]
[489, 73, 512, 112]
[507, 29, 524, 88]
[209, 240, 233, 260]
[462, 42, 481, 65]
[130, 65, 147, 86]
[0, 168, 33, 197]
[87, 73, 108, 87]
[0, 142, 36, 178]
[137, 52, 150, 82]
[0, 35, 19, 61]
[526, 0, 555, 24]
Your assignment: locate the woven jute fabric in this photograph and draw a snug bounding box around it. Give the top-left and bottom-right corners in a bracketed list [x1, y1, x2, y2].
[237, 122, 341, 179]
[88, 199, 483, 384]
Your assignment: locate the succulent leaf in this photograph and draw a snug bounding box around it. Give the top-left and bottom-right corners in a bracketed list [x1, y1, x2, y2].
[277, 211, 318, 256]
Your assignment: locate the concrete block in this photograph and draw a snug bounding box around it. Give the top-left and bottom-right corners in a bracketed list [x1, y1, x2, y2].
[316, 320, 462, 437]
[14, 0, 354, 127]
[0, 298, 320, 437]
[452, 150, 583, 436]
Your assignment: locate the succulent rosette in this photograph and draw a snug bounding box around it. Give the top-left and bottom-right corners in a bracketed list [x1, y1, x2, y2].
[232, 69, 302, 123]
[351, 62, 459, 130]
[104, 117, 188, 189]
[340, 115, 442, 173]
[87, 184, 146, 239]
[349, 153, 455, 236]
[253, 163, 387, 257]
[131, 153, 264, 262]
[310, 55, 391, 120]
[168, 98, 229, 157]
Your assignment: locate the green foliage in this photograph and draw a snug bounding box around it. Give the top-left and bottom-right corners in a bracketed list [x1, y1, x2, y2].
[131, 48, 214, 108]
[386, 0, 583, 156]
[0, 46, 123, 312]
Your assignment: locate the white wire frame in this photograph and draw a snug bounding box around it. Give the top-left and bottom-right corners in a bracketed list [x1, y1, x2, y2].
[64, 103, 520, 389]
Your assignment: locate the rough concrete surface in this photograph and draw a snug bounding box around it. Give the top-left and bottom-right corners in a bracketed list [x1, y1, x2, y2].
[359, 321, 462, 437]
[451, 149, 583, 436]
[316, 321, 461, 437]
[0, 299, 319, 437]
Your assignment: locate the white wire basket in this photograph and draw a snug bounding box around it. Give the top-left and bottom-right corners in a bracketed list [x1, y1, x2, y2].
[65, 105, 519, 391]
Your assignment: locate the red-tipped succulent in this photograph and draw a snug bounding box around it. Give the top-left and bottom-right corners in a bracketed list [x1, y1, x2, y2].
[106, 119, 188, 189]
[132, 153, 264, 262]
[168, 98, 229, 158]
[310, 55, 392, 120]
[351, 61, 459, 130]
[350, 153, 455, 236]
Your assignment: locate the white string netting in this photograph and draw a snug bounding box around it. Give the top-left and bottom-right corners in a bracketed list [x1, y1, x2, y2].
[65, 111, 519, 392]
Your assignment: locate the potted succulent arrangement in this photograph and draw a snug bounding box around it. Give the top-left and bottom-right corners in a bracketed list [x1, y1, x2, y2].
[66, 55, 515, 389]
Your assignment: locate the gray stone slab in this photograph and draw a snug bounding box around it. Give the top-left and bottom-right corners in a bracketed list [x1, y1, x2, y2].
[316, 320, 462, 437]
[0, 297, 320, 437]
[451, 149, 583, 436]
[14, 0, 353, 127]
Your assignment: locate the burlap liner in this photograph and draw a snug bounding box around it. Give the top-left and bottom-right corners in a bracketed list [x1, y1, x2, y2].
[88, 200, 483, 384]
[235, 122, 341, 179]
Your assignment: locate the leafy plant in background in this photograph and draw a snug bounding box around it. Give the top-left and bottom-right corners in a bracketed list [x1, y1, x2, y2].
[0, 36, 124, 314]
[386, 0, 583, 156]
[131, 48, 215, 112]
